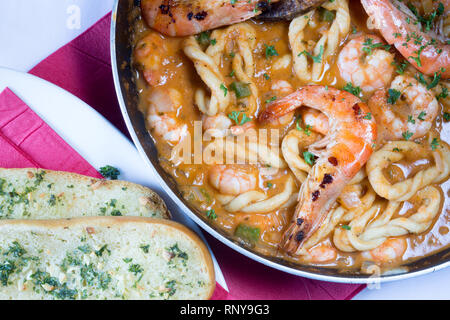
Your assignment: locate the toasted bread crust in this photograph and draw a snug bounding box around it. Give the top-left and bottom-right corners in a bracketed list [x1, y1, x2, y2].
[0, 168, 170, 219]
[0, 216, 215, 300]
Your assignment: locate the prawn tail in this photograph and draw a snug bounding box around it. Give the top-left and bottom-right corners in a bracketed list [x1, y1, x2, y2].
[259, 90, 304, 123]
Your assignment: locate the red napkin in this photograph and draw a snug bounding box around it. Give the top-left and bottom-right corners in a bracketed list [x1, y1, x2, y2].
[0, 87, 230, 300]
[27, 13, 365, 300]
[0, 88, 102, 176]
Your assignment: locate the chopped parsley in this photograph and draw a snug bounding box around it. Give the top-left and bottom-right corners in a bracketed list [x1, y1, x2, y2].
[298, 45, 324, 63]
[296, 117, 312, 136]
[409, 45, 426, 67]
[407, 2, 444, 32]
[195, 31, 215, 46]
[167, 244, 188, 261]
[206, 209, 217, 220]
[165, 280, 177, 296]
[402, 131, 413, 140]
[427, 72, 441, 90]
[95, 245, 110, 257]
[387, 88, 401, 104]
[392, 60, 408, 75]
[128, 264, 143, 276]
[4, 241, 26, 258]
[436, 87, 448, 100]
[363, 112, 372, 120]
[228, 111, 251, 125]
[303, 151, 316, 166]
[265, 96, 277, 104]
[99, 166, 120, 180]
[140, 245, 150, 253]
[343, 82, 361, 96]
[48, 194, 57, 206]
[431, 138, 440, 150]
[362, 38, 391, 55]
[264, 44, 279, 59]
[418, 111, 427, 121]
[110, 210, 122, 216]
[319, 7, 335, 22]
[444, 112, 450, 121]
[220, 83, 228, 97]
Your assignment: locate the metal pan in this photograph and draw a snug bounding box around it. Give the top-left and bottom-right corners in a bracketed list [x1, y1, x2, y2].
[110, 0, 450, 283]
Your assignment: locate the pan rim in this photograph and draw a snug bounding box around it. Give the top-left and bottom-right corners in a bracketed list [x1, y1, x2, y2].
[109, 0, 450, 284]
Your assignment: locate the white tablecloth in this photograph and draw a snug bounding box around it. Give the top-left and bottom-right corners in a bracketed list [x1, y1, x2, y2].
[0, 0, 448, 300]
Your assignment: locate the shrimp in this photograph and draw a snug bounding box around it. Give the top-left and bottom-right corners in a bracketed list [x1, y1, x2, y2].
[147, 88, 187, 143]
[302, 243, 337, 263]
[362, 238, 407, 264]
[134, 32, 169, 87]
[203, 113, 257, 137]
[337, 35, 395, 92]
[209, 165, 257, 195]
[141, 0, 278, 37]
[203, 113, 233, 138]
[265, 80, 296, 127]
[301, 109, 329, 135]
[361, 0, 450, 78]
[368, 75, 439, 141]
[259, 86, 377, 255]
[271, 80, 295, 96]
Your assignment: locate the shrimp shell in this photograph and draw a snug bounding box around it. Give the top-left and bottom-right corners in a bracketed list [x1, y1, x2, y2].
[259, 86, 377, 255]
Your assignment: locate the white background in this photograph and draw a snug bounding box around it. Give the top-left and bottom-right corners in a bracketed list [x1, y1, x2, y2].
[0, 0, 449, 300]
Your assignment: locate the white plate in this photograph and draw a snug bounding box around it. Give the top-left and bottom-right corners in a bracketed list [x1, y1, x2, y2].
[0, 67, 228, 292]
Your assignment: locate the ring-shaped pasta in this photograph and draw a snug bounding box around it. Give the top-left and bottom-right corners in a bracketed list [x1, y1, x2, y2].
[367, 141, 450, 201]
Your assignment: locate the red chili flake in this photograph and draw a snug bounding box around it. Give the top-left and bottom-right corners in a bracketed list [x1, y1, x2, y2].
[312, 190, 320, 201]
[328, 157, 338, 166]
[352, 103, 362, 116]
[86, 227, 95, 234]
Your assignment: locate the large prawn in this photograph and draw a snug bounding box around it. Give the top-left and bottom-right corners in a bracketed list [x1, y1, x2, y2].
[259, 86, 377, 255]
[361, 0, 450, 78]
[141, 0, 279, 37]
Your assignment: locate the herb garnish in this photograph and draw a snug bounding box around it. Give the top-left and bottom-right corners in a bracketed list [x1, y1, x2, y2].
[343, 82, 361, 96]
[362, 38, 391, 55]
[303, 151, 316, 166]
[99, 166, 120, 180]
[264, 44, 279, 59]
[206, 209, 217, 220]
[387, 88, 401, 104]
[228, 111, 251, 125]
[298, 45, 324, 63]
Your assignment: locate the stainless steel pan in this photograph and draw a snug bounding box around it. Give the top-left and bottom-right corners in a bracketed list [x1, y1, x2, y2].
[110, 0, 450, 283]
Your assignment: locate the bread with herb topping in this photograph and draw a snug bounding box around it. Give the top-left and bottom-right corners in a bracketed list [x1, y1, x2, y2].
[0, 168, 170, 220]
[0, 217, 215, 300]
